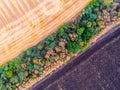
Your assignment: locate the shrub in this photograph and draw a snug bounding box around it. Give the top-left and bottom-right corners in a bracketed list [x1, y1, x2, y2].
[6, 70, 13, 78]
[18, 71, 26, 83]
[87, 21, 92, 27]
[77, 27, 85, 36]
[104, 0, 114, 5]
[38, 43, 44, 50]
[97, 21, 104, 27]
[66, 41, 80, 53]
[49, 41, 57, 49]
[44, 35, 55, 45]
[81, 41, 90, 52]
[10, 76, 19, 84]
[79, 41, 85, 47]
[57, 28, 65, 37]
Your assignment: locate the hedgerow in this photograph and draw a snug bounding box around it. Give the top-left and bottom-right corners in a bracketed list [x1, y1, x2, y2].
[0, 0, 120, 89]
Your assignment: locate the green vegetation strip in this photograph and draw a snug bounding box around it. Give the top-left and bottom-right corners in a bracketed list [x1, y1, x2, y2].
[0, 0, 120, 89]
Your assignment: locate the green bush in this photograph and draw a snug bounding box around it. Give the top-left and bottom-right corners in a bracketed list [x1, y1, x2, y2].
[49, 41, 57, 49]
[6, 70, 13, 78]
[38, 44, 44, 50]
[66, 41, 80, 53]
[77, 27, 85, 36]
[10, 76, 19, 84]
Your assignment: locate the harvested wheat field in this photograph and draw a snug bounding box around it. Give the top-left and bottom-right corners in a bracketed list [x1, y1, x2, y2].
[0, 0, 90, 65]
